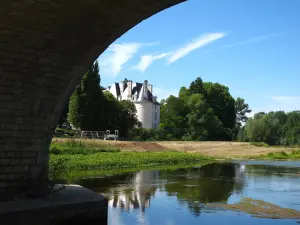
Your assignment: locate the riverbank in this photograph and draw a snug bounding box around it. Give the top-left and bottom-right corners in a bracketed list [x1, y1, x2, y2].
[51, 138, 298, 158]
[49, 139, 300, 178]
[49, 139, 212, 179]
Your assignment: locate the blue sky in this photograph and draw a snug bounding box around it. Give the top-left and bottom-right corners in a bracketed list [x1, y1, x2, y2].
[97, 0, 300, 116]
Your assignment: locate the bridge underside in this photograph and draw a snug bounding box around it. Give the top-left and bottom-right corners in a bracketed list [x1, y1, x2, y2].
[0, 0, 185, 201]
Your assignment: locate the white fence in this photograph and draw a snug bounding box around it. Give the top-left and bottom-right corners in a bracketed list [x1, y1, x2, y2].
[81, 130, 119, 140]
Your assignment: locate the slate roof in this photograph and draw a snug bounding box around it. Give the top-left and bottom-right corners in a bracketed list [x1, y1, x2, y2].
[109, 80, 159, 104]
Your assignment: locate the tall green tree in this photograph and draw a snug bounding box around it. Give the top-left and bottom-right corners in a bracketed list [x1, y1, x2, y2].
[68, 62, 103, 130]
[118, 100, 140, 137]
[235, 97, 251, 127]
[202, 82, 236, 130]
[160, 95, 188, 139]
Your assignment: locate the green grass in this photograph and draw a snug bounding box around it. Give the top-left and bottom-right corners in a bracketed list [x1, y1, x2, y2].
[263, 150, 300, 160]
[49, 139, 212, 179]
[50, 139, 120, 155]
[249, 149, 300, 160]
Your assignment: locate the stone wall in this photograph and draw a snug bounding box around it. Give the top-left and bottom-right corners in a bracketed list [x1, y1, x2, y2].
[0, 0, 185, 201]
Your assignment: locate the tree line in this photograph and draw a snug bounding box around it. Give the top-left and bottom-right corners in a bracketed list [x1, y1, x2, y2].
[58, 62, 299, 146]
[238, 111, 300, 146]
[133, 77, 250, 141]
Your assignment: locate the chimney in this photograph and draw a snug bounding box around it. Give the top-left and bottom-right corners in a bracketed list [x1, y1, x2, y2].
[127, 80, 133, 97]
[143, 80, 148, 95]
[148, 84, 153, 94]
[119, 81, 125, 93]
[153, 96, 157, 103]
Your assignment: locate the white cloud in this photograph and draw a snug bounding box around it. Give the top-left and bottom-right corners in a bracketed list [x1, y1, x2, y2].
[98, 42, 159, 77]
[167, 32, 227, 64]
[153, 87, 178, 101]
[222, 31, 291, 49]
[133, 53, 169, 72]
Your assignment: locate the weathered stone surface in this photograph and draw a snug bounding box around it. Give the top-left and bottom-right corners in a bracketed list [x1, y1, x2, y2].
[0, 0, 186, 201]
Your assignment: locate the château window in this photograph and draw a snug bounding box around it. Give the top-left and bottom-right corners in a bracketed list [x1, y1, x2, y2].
[155, 112, 157, 120]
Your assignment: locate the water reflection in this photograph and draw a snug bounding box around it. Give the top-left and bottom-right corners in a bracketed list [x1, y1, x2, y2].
[72, 161, 300, 225]
[78, 163, 245, 215]
[108, 171, 158, 212]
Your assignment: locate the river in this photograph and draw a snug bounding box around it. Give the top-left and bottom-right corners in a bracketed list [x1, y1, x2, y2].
[71, 160, 300, 225]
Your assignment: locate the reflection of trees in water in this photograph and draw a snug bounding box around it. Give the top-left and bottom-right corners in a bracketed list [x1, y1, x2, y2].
[162, 163, 245, 216]
[245, 165, 300, 178]
[76, 163, 245, 217]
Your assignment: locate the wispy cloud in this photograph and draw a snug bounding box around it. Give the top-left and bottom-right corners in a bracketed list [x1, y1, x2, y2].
[167, 32, 227, 64]
[98, 42, 159, 76]
[222, 31, 291, 49]
[133, 53, 169, 72]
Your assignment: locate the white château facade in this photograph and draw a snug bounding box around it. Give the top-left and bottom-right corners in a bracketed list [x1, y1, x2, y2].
[106, 80, 160, 129]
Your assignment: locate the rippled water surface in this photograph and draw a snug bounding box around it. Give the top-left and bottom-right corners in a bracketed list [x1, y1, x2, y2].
[73, 161, 300, 225]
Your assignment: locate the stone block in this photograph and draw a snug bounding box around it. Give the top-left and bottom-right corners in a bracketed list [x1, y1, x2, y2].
[13, 130, 33, 138]
[0, 123, 6, 129]
[11, 159, 22, 166]
[0, 152, 5, 157]
[0, 116, 14, 123]
[0, 94, 14, 101]
[0, 181, 8, 187]
[9, 102, 24, 110]
[29, 152, 37, 157]
[0, 159, 10, 165]
[5, 123, 19, 130]
[38, 57, 53, 66]
[22, 158, 36, 165]
[4, 166, 13, 173]
[0, 175, 8, 181]
[6, 152, 16, 158]
[13, 165, 29, 173]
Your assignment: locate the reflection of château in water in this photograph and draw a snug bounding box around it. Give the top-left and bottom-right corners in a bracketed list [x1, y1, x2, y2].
[108, 170, 159, 212]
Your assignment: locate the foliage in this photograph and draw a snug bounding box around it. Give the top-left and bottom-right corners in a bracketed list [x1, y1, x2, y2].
[50, 139, 120, 155]
[68, 61, 104, 130]
[241, 111, 300, 146]
[67, 62, 139, 136]
[235, 97, 252, 127]
[263, 150, 300, 160]
[157, 77, 240, 141]
[48, 141, 212, 178]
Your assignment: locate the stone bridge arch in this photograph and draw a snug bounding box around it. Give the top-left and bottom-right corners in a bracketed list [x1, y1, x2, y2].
[0, 0, 186, 200]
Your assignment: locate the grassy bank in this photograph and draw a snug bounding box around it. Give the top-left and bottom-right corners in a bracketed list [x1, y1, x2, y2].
[52, 138, 298, 158]
[255, 150, 300, 160]
[49, 139, 212, 179]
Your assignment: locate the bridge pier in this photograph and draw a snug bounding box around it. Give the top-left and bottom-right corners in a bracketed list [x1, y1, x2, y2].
[0, 185, 108, 225]
[0, 0, 185, 201]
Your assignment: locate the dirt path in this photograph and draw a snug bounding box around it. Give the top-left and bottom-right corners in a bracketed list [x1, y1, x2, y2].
[52, 138, 296, 158]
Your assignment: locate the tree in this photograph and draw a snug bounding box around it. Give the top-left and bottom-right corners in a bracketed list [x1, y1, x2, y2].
[160, 95, 188, 139]
[235, 97, 251, 127]
[282, 111, 300, 146]
[185, 93, 208, 140]
[202, 82, 236, 131]
[68, 61, 103, 130]
[119, 100, 140, 137]
[189, 77, 204, 94]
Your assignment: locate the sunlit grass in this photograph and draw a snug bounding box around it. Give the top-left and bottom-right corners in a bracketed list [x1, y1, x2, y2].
[49, 139, 213, 179]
